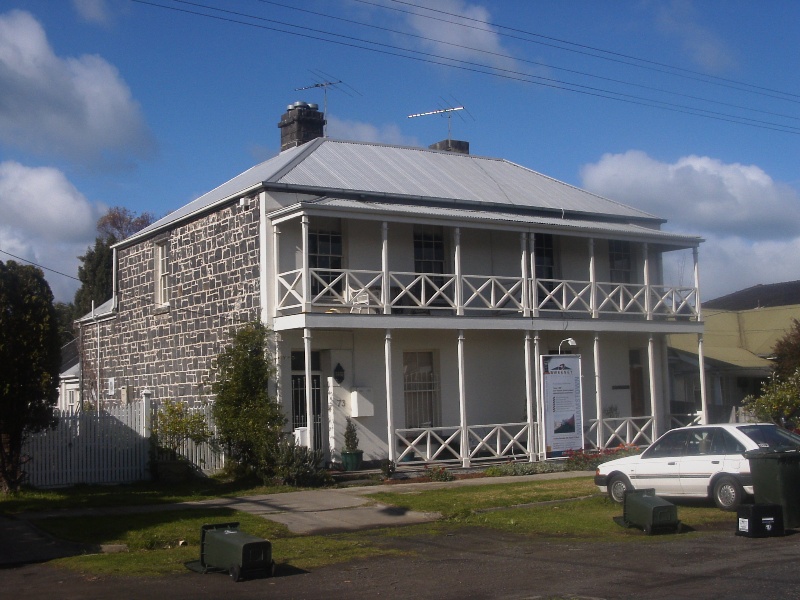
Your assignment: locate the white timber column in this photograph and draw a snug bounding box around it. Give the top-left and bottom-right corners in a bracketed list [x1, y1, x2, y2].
[530, 233, 539, 317]
[594, 333, 603, 449]
[521, 233, 530, 318]
[272, 223, 281, 318]
[534, 332, 545, 460]
[454, 227, 463, 315]
[385, 329, 395, 462]
[589, 238, 598, 318]
[303, 327, 314, 450]
[693, 246, 702, 320]
[301, 214, 311, 312]
[457, 330, 469, 467]
[643, 243, 652, 320]
[382, 222, 390, 315]
[524, 331, 535, 461]
[648, 335, 660, 438]
[698, 333, 709, 425]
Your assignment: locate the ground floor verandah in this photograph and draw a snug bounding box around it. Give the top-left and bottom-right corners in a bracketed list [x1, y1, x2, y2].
[272, 324, 708, 466]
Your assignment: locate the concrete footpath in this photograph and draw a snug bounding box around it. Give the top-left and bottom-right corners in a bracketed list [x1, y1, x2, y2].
[0, 471, 584, 567]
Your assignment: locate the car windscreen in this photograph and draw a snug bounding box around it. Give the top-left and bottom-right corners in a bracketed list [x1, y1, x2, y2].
[737, 424, 800, 449]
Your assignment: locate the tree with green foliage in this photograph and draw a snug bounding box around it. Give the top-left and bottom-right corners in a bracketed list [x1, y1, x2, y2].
[73, 206, 156, 317]
[212, 322, 285, 475]
[772, 319, 800, 380]
[0, 261, 61, 493]
[743, 370, 800, 430]
[153, 401, 212, 460]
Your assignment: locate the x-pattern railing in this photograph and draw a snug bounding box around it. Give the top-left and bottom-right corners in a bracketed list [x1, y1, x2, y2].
[462, 275, 524, 311]
[467, 423, 530, 460]
[389, 272, 456, 309]
[585, 417, 653, 450]
[276, 268, 698, 320]
[595, 281, 647, 314]
[535, 279, 593, 312]
[395, 426, 461, 462]
[650, 285, 698, 318]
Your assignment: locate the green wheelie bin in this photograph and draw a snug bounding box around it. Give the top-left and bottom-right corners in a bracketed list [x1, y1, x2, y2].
[745, 448, 800, 529]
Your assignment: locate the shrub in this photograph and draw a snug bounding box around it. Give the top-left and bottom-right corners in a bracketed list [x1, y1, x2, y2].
[423, 465, 455, 482]
[272, 437, 328, 487]
[564, 444, 641, 471]
[153, 400, 212, 460]
[343, 417, 360, 452]
[484, 461, 567, 477]
[380, 459, 396, 480]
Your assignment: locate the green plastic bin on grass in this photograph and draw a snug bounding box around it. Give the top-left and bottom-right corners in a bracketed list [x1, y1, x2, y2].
[744, 448, 800, 529]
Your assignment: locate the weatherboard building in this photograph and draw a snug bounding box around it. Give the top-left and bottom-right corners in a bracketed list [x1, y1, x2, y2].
[77, 102, 705, 466]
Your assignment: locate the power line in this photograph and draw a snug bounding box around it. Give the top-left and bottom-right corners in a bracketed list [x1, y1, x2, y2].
[0, 248, 81, 281]
[131, 0, 800, 135]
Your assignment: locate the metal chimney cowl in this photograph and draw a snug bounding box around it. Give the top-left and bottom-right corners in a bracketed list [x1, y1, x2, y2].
[278, 101, 326, 152]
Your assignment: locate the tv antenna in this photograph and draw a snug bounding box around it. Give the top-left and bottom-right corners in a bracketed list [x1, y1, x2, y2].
[295, 70, 360, 136]
[408, 104, 468, 142]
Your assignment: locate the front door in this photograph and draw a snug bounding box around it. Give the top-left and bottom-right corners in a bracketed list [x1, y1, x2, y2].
[291, 350, 323, 451]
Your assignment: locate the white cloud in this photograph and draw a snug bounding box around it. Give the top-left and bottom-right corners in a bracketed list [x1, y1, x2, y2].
[400, 0, 516, 71]
[0, 10, 154, 166]
[653, 0, 735, 72]
[580, 150, 800, 300]
[0, 161, 102, 302]
[72, 0, 112, 26]
[327, 116, 419, 146]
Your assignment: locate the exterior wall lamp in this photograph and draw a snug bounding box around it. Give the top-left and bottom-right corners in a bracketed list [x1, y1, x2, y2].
[333, 363, 345, 384]
[558, 338, 577, 354]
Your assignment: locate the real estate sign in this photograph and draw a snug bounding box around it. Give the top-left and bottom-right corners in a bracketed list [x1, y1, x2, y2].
[541, 354, 584, 454]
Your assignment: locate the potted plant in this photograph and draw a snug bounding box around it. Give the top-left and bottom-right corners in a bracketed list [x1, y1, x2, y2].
[340, 417, 363, 471]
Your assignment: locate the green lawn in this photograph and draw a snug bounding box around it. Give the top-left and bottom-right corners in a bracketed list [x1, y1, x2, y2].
[23, 475, 738, 577]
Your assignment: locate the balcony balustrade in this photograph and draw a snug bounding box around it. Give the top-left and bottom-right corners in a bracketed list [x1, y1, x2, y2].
[276, 267, 698, 320]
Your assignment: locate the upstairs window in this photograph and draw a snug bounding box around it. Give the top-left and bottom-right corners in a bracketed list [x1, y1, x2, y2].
[609, 240, 632, 284]
[413, 225, 445, 275]
[308, 229, 343, 296]
[155, 240, 170, 307]
[534, 233, 555, 279]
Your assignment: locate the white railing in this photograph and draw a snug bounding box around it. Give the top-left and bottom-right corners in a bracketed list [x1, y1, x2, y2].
[276, 268, 698, 320]
[467, 422, 531, 461]
[395, 426, 462, 462]
[669, 413, 702, 428]
[585, 416, 654, 450]
[395, 422, 533, 463]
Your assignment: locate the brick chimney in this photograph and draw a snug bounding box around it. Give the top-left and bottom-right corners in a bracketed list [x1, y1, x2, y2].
[428, 139, 469, 154]
[278, 102, 326, 152]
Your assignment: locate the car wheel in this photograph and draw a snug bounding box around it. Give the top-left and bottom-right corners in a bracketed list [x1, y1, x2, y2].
[607, 474, 631, 503]
[712, 476, 744, 511]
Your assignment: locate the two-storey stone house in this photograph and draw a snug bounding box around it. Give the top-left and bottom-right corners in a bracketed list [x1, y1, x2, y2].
[77, 102, 705, 466]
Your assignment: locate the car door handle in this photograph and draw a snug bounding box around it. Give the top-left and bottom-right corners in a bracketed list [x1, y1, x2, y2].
[668, 462, 676, 465]
[712, 461, 720, 464]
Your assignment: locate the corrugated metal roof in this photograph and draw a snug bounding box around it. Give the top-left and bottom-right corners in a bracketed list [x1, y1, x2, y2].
[121, 138, 669, 246]
[272, 140, 659, 220]
[298, 197, 700, 247]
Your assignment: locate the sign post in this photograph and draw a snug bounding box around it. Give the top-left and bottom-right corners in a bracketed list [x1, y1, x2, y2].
[541, 354, 584, 456]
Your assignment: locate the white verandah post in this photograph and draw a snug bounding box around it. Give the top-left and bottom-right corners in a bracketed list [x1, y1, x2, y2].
[590, 238, 598, 319]
[594, 333, 603, 449]
[458, 330, 469, 467]
[521, 233, 530, 318]
[382, 222, 390, 315]
[303, 328, 314, 450]
[454, 227, 463, 316]
[525, 331, 535, 461]
[534, 332, 545, 460]
[385, 329, 395, 463]
[648, 335, 659, 438]
[301, 215, 311, 312]
[698, 333, 709, 425]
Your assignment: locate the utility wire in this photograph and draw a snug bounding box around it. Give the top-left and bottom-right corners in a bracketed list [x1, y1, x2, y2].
[132, 1, 800, 135]
[0, 248, 81, 281]
[255, 0, 800, 123]
[374, 0, 800, 102]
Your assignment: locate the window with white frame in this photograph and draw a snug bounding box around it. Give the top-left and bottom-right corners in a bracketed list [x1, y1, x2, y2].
[403, 351, 440, 428]
[308, 228, 343, 296]
[609, 240, 632, 284]
[155, 240, 169, 306]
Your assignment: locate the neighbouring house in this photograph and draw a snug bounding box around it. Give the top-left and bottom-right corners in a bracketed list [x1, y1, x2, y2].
[57, 339, 81, 412]
[76, 101, 705, 466]
[668, 282, 800, 423]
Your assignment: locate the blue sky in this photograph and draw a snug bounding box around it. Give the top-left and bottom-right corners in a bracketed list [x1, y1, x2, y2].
[1, 0, 799, 303]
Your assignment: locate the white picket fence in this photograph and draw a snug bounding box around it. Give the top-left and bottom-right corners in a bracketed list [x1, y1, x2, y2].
[21, 400, 224, 489]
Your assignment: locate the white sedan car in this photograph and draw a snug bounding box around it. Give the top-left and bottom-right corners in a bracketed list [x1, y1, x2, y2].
[595, 423, 800, 510]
